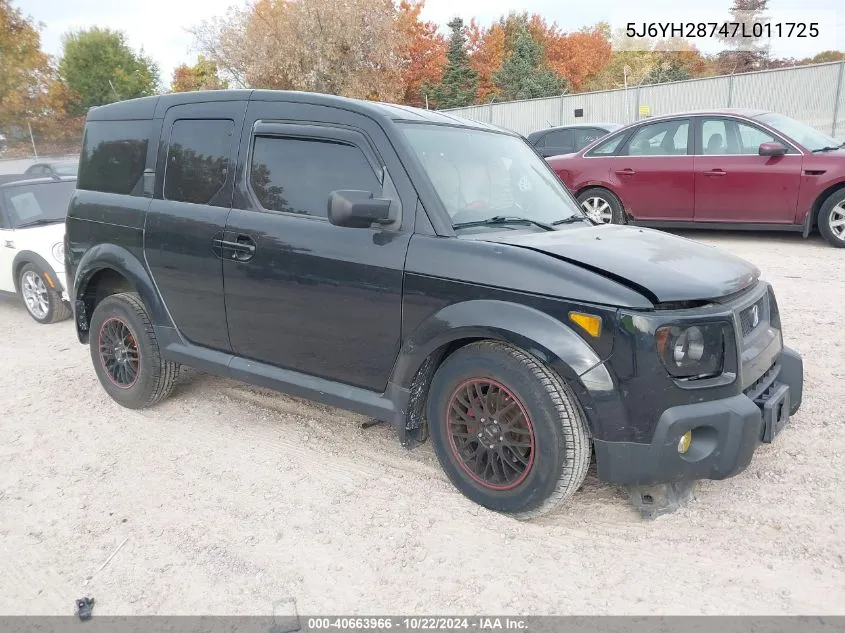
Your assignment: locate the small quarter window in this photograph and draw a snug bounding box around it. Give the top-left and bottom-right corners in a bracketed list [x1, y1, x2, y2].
[77, 120, 150, 195]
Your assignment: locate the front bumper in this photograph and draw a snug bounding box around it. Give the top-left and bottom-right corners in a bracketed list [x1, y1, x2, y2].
[54, 270, 69, 302]
[593, 346, 803, 486]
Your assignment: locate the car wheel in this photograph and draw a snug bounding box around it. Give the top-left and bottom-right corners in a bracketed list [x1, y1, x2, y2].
[88, 292, 179, 409]
[818, 190, 845, 248]
[576, 188, 626, 224]
[426, 341, 591, 519]
[18, 264, 72, 324]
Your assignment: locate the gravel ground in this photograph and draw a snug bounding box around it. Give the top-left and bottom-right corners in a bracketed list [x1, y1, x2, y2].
[1, 230, 844, 616]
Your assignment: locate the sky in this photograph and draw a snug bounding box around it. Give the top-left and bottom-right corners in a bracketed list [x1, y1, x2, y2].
[15, 0, 845, 86]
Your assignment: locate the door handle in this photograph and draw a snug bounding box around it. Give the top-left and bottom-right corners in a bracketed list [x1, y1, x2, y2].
[703, 169, 727, 176]
[615, 168, 636, 176]
[213, 235, 256, 261]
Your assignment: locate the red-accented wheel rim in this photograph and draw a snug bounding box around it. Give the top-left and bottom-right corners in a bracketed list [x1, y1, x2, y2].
[445, 378, 536, 491]
[98, 317, 140, 389]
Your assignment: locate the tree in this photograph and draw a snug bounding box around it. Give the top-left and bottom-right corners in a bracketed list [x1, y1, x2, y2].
[171, 55, 228, 92]
[544, 23, 612, 91]
[397, 1, 447, 107]
[715, 0, 770, 73]
[493, 28, 565, 101]
[426, 18, 478, 109]
[191, 0, 403, 101]
[467, 20, 506, 102]
[0, 0, 50, 129]
[58, 27, 160, 116]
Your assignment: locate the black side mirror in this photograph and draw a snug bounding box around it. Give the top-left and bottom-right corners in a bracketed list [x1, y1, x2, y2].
[328, 190, 395, 228]
[759, 142, 787, 157]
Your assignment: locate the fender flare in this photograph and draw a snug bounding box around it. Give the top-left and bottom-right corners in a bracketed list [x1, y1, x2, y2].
[390, 300, 619, 437]
[12, 251, 64, 294]
[73, 243, 174, 340]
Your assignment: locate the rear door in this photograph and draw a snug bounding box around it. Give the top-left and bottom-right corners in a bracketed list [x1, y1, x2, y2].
[608, 117, 694, 221]
[143, 100, 247, 352]
[693, 116, 803, 224]
[222, 100, 414, 392]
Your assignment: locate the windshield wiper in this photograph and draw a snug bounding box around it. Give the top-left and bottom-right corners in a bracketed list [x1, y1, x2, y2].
[16, 218, 64, 229]
[812, 146, 841, 153]
[551, 215, 588, 225]
[453, 215, 556, 231]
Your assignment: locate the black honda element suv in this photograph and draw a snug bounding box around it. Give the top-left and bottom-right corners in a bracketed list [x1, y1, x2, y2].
[65, 90, 803, 518]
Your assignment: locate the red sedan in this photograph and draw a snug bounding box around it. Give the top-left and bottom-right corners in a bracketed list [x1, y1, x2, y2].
[546, 108, 845, 248]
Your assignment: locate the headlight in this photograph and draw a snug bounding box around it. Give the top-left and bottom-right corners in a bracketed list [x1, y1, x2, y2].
[655, 323, 727, 379]
[52, 241, 65, 263]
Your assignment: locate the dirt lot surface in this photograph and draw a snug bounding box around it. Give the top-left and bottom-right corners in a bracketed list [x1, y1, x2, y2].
[1, 230, 844, 616]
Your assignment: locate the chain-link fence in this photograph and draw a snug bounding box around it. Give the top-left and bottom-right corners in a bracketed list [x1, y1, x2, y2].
[440, 61, 845, 139]
[0, 120, 82, 182]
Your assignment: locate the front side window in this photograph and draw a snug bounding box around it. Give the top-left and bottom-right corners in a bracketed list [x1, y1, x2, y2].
[735, 120, 777, 154]
[623, 119, 690, 156]
[399, 123, 584, 227]
[700, 118, 779, 155]
[249, 136, 381, 218]
[2, 181, 75, 229]
[164, 119, 234, 205]
[77, 120, 150, 195]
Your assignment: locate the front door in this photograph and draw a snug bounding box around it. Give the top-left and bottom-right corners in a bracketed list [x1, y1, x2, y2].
[693, 116, 803, 224]
[143, 100, 247, 351]
[222, 101, 412, 393]
[609, 117, 695, 221]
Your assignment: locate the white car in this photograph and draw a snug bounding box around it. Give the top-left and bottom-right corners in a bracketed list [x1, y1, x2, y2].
[0, 177, 75, 323]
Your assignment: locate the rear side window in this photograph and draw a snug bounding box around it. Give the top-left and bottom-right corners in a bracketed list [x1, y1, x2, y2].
[586, 131, 626, 156]
[249, 136, 381, 218]
[545, 129, 574, 147]
[77, 120, 150, 195]
[164, 119, 235, 206]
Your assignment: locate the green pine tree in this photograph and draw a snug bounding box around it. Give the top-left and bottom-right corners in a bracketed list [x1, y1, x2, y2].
[427, 18, 478, 109]
[492, 29, 565, 101]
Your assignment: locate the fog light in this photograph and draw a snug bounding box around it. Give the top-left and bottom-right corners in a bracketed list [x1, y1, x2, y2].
[678, 431, 692, 454]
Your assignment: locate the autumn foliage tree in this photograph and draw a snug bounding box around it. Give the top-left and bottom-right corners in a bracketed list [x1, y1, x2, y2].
[0, 0, 50, 129]
[397, 1, 446, 107]
[171, 55, 228, 93]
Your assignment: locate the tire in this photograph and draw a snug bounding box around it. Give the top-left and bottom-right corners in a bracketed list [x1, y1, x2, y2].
[576, 187, 626, 224]
[18, 263, 72, 324]
[88, 292, 179, 409]
[818, 190, 845, 248]
[426, 341, 591, 519]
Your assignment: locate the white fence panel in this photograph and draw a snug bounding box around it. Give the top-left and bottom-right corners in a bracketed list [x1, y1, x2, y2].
[441, 61, 845, 140]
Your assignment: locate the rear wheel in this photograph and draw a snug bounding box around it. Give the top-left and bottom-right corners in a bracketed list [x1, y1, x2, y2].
[89, 292, 179, 409]
[576, 187, 626, 224]
[426, 341, 591, 519]
[818, 190, 845, 248]
[18, 264, 71, 324]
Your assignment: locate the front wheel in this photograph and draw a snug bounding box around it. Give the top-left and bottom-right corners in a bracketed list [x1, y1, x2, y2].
[576, 187, 626, 224]
[426, 341, 591, 519]
[18, 264, 72, 324]
[818, 190, 845, 248]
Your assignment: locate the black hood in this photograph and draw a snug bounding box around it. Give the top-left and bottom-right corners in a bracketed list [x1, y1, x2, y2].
[480, 224, 760, 303]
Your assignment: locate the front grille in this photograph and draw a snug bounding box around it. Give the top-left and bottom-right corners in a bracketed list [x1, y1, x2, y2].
[743, 362, 780, 402]
[739, 295, 768, 337]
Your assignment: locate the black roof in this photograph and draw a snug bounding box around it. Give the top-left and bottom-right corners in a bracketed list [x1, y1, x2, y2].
[527, 122, 621, 139]
[87, 89, 513, 134]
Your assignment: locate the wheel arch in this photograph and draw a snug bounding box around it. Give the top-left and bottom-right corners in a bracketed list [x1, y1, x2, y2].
[12, 251, 62, 295]
[805, 179, 845, 237]
[392, 300, 614, 442]
[72, 244, 173, 344]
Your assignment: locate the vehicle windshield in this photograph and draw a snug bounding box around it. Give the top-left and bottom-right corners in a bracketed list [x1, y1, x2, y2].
[3, 180, 75, 229]
[754, 112, 840, 152]
[399, 123, 585, 229]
